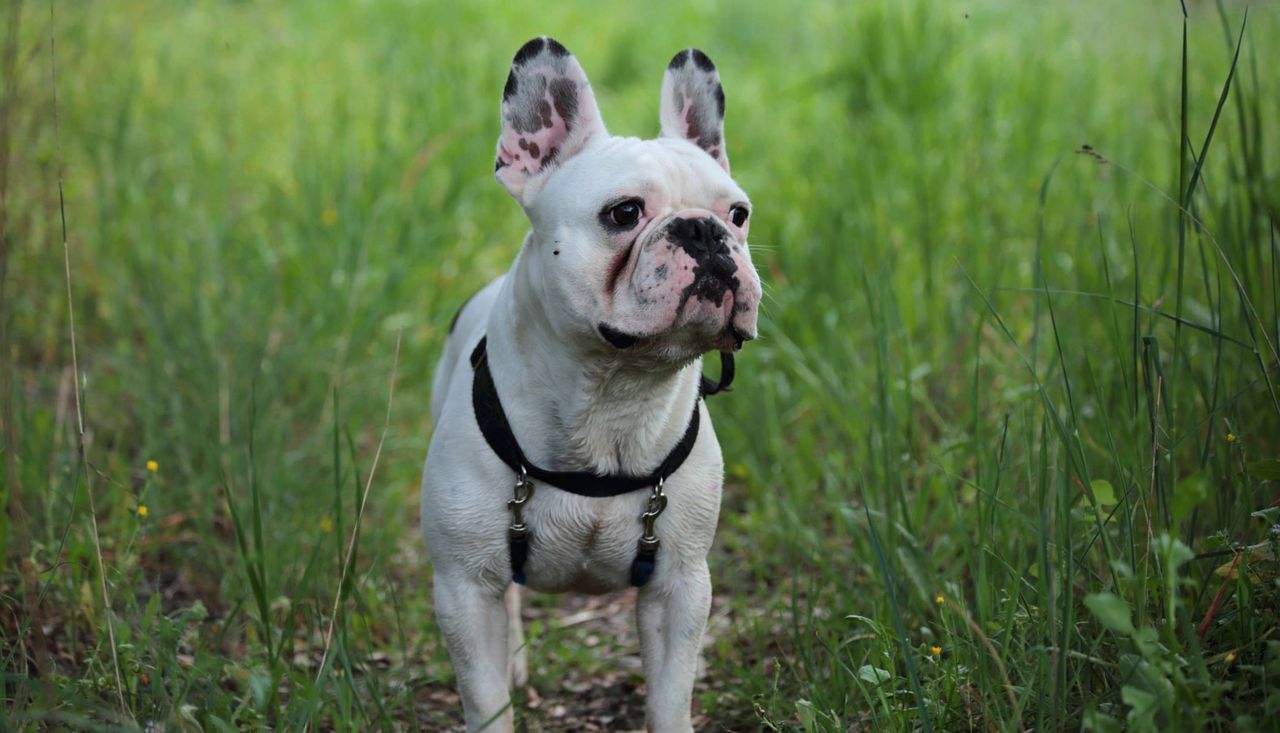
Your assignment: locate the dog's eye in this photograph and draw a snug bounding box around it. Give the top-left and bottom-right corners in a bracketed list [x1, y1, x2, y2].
[604, 199, 644, 229]
[729, 205, 749, 228]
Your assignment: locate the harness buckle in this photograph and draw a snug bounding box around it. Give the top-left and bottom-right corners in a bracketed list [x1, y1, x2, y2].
[631, 477, 667, 586]
[639, 477, 668, 545]
[507, 467, 534, 537]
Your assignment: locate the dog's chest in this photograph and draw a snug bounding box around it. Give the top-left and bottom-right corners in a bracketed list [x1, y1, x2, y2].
[520, 489, 645, 593]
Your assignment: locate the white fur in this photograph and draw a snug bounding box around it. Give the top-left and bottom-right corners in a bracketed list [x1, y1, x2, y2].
[421, 41, 757, 733]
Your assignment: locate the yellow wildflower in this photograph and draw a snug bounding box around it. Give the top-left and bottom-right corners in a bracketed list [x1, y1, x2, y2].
[935, 593, 945, 605]
[320, 517, 334, 533]
[146, 459, 158, 472]
[1225, 651, 1237, 664]
[930, 646, 942, 657]
[1226, 432, 1236, 443]
[137, 505, 149, 518]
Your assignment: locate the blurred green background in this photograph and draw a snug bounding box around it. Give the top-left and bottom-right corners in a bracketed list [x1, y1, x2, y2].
[3, 0, 1279, 730]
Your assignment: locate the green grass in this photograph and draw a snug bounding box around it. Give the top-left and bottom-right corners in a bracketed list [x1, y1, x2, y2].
[2, 0, 1279, 730]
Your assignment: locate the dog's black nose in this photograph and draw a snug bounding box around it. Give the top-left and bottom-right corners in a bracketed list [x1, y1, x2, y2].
[667, 216, 731, 262]
[668, 216, 740, 304]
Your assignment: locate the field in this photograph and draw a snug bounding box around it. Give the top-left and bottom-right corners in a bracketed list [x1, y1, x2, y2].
[3, 0, 1279, 730]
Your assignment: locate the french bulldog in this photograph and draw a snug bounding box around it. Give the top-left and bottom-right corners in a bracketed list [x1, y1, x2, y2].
[420, 36, 761, 732]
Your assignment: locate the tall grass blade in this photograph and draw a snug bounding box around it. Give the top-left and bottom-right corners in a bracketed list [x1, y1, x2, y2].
[47, 0, 127, 716]
[863, 506, 932, 733]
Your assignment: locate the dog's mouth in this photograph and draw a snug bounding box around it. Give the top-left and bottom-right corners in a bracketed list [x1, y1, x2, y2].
[598, 323, 640, 350]
[597, 321, 753, 354]
[721, 324, 754, 352]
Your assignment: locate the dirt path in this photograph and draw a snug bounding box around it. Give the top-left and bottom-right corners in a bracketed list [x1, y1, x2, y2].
[412, 589, 735, 731]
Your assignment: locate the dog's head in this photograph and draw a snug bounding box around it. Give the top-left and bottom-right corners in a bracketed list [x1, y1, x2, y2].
[494, 37, 761, 362]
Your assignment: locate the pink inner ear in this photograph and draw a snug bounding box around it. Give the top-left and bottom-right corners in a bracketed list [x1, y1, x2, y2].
[674, 91, 695, 140]
[666, 88, 728, 171]
[496, 84, 572, 181]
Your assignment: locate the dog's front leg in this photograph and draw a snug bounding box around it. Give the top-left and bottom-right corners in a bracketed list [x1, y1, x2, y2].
[434, 572, 514, 732]
[637, 561, 712, 733]
[504, 583, 528, 689]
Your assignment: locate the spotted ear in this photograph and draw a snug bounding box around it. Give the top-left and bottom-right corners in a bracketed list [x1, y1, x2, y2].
[494, 37, 607, 206]
[659, 49, 728, 172]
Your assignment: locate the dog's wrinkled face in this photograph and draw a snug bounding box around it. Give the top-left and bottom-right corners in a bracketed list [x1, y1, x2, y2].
[494, 38, 761, 362]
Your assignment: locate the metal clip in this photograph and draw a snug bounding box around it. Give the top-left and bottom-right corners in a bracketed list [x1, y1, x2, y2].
[507, 466, 534, 538]
[638, 477, 667, 549]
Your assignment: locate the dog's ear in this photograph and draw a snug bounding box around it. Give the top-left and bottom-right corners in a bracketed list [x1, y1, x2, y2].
[659, 49, 728, 172]
[495, 37, 606, 206]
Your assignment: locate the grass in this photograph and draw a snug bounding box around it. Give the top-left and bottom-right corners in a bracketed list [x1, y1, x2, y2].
[2, 0, 1279, 730]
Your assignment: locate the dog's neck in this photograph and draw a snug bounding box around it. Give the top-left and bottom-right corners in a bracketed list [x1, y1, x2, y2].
[485, 241, 702, 477]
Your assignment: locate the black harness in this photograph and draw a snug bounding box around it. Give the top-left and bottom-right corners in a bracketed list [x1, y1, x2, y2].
[470, 337, 733, 587]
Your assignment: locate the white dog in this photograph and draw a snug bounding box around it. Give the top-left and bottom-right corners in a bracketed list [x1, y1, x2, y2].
[420, 37, 761, 732]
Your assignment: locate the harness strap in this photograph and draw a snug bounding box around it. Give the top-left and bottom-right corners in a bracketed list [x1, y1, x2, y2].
[469, 336, 734, 586]
[700, 351, 735, 396]
[471, 338, 704, 497]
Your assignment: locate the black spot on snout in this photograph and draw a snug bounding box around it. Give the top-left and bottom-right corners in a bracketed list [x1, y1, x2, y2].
[503, 70, 518, 100]
[683, 259, 740, 307]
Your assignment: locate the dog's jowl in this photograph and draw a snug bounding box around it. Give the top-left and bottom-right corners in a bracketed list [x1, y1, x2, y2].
[420, 37, 761, 732]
